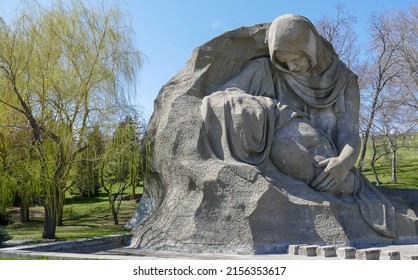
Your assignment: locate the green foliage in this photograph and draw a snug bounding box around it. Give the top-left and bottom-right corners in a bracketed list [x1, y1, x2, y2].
[98, 115, 144, 224]
[0, 176, 14, 224]
[0, 135, 15, 221]
[0, 0, 142, 238]
[0, 226, 12, 244]
[106, 115, 142, 188]
[71, 125, 105, 197]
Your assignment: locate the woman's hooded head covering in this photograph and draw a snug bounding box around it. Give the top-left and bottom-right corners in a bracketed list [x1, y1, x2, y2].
[267, 14, 348, 111]
[268, 14, 337, 73]
[268, 14, 322, 72]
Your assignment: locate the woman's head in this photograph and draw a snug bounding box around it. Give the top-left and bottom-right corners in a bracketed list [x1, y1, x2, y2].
[268, 14, 327, 74]
[274, 51, 311, 73]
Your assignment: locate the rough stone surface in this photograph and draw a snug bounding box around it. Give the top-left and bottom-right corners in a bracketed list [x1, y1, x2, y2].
[356, 249, 381, 260]
[288, 244, 308, 255]
[298, 245, 318, 257]
[317, 246, 337, 257]
[337, 247, 356, 259]
[380, 251, 401, 260]
[128, 15, 418, 254]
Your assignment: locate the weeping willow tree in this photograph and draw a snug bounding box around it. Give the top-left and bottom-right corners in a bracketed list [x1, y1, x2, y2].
[0, 0, 141, 238]
[0, 103, 38, 224]
[100, 115, 142, 225]
[0, 140, 15, 224]
[71, 125, 106, 198]
[0, 125, 42, 224]
[0, 130, 13, 224]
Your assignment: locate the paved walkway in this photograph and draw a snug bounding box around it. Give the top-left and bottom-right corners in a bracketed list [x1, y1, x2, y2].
[2, 243, 418, 260]
[2, 234, 418, 260]
[97, 244, 418, 260]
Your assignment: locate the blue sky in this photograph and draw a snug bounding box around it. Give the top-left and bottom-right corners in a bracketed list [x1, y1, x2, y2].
[0, 0, 415, 120]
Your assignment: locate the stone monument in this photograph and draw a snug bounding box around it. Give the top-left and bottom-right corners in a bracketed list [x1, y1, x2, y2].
[128, 14, 418, 254]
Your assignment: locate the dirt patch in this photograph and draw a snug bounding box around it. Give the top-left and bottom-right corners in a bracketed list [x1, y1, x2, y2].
[8, 207, 45, 222]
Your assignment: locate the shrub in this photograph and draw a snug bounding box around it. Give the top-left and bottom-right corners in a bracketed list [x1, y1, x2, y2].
[0, 211, 10, 226]
[0, 227, 12, 245]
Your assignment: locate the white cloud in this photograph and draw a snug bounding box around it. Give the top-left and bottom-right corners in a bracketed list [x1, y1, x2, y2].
[210, 19, 223, 30]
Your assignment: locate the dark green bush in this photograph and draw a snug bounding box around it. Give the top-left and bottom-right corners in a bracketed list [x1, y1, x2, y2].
[0, 227, 12, 245]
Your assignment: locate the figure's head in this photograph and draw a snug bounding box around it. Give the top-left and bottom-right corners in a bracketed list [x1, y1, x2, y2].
[268, 14, 324, 73]
[274, 51, 311, 73]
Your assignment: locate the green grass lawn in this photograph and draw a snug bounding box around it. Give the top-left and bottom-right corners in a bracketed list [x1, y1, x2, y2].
[360, 134, 418, 189]
[4, 194, 138, 242]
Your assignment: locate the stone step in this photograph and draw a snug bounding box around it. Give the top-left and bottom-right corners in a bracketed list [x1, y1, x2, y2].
[317, 246, 337, 258]
[380, 251, 401, 260]
[298, 245, 319, 257]
[356, 249, 381, 260]
[336, 247, 356, 259]
[287, 244, 308, 255]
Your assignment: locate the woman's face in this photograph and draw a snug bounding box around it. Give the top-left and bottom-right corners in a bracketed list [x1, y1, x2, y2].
[275, 51, 311, 73]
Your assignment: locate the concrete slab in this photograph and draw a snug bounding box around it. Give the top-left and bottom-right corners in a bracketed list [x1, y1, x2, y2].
[2, 236, 418, 260]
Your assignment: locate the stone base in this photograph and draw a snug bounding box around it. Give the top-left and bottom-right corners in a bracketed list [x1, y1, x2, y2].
[288, 244, 308, 255]
[380, 251, 401, 260]
[130, 171, 418, 254]
[337, 247, 356, 259]
[317, 246, 337, 258]
[356, 249, 381, 260]
[298, 245, 318, 257]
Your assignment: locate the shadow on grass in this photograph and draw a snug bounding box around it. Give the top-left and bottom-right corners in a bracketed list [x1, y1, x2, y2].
[62, 213, 92, 222]
[8, 220, 44, 229]
[362, 158, 418, 189]
[65, 195, 108, 205]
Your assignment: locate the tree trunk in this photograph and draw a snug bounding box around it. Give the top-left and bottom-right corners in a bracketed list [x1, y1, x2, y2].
[390, 139, 397, 183]
[54, 143, 68, 227]
[370, 162, 381, 186]
[370, 135, 381, 186]
[19, 200, 30, 223]
[358, 133, 368, 171]
[42, 204, 57, 239]
[57, 190, 65, 226]
[111, 200, 119, 225]
[358, 87, 382, 171]
[42, 183, 59, 239]
[105, 186, 119, 225]
[108, 192, 119, 225]
[131, 184, 136, 200]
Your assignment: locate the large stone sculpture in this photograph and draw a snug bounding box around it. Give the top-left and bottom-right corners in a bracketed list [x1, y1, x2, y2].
[129, 14, 418, 254]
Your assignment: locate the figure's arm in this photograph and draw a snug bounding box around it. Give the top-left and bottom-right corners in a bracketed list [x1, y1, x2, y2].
[311, 75, 360, 191]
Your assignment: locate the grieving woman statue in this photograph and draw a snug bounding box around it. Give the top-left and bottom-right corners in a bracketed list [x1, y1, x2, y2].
[130, 14, 418, 253]
[201, 14, 395, 238]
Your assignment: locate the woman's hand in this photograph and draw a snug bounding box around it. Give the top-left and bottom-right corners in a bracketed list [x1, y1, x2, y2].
[311, 157, 350, 192]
